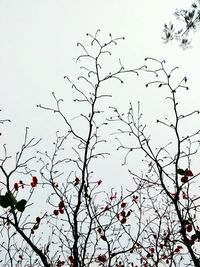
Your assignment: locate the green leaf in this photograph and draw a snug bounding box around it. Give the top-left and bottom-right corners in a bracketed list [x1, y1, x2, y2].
[15, 199, 27, 212]
[9, 192, 17, 205]
[0, 194, 11, 208]
[0, 192, 17, 208]
[177, 169, 186, 175]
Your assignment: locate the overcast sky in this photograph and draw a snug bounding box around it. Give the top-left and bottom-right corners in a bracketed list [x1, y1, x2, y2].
[0, 0, 200, 188]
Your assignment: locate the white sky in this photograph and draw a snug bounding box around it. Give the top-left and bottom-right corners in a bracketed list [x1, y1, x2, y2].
[0, 0, 200, 188]
[1, 3, 200, 265]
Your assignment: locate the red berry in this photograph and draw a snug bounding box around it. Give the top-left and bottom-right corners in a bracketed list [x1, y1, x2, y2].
[120, 217, 127, 224]
[14, 183, 18, 191]
[68, 256, 74, 263]
[186, 224, 193, 232]
[59, 201, 64, 210]
[74, 177, 80, 185]
[181, 176, 188, 183]
[53, 210, 59, 216]
[31, 182, 36, 188]
[97, 255, 107, 262]
[56, 260, 65, 267]
[185, 170, 193, 176]
[150, 247, 155, 253]
[32, 176, 38, 185]
[120, 210, 126, 217]
[121, 202, 127, 208]
[182, 192, 188, 199]
[174, 246, 182, 253]
[97, 227, 102, 234]
[97, 180, 102, 186]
